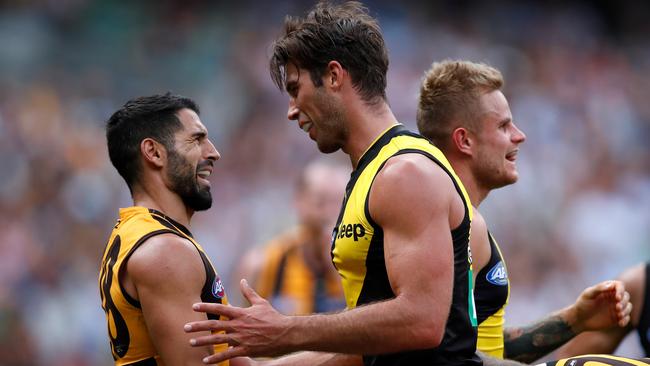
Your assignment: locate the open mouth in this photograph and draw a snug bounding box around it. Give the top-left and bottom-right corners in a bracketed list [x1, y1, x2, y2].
[300, 121, 313, 133]
[505, 150, 518, 162]
[196, 164, 213, 185]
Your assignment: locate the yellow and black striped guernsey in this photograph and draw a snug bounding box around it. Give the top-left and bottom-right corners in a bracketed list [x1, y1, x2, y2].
[98, 207, 229, 366]
[330, 125, 480, 366]
[475, 231, 510, 358]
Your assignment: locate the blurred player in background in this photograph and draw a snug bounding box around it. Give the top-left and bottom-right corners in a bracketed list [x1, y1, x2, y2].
[417, 60, 634, 365]
[558, 262, 649, 357]
[237, 158, 348, 315]
[99, 93, 248, 366]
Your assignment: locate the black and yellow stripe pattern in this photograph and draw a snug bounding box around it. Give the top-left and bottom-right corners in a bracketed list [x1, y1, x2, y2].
[331, 125, 480, 366]
[475, 232, 511, 358]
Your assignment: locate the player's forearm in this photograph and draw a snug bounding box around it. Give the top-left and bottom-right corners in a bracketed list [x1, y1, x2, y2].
[503, 311, 576, 363]
[478, 351, 529, 366]
[260, 352, 362, 366]
[285, 296, 443, 355]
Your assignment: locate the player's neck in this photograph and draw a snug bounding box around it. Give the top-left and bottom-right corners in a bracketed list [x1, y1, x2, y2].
[344, 100, 399, 169]
[132, 183, 193, 228]
[453, 162, 490, 207]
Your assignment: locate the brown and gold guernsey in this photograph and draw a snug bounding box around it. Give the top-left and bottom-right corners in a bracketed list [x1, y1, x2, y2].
[331, 125, 481, 366]
[255, 226, 345, 315]
[541, 354, 650, 366]
[475, 231, 510, 358]
[98, 207, 229, 366]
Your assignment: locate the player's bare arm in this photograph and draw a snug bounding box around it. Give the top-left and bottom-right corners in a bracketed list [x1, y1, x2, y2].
[127, 233, 216, 366]
[556, 263, 644, 357]
[504, 280, 631, 363]
[260, 352, 362, 366]
[478, 351, 527, 366]
[183, 153, 459, 363]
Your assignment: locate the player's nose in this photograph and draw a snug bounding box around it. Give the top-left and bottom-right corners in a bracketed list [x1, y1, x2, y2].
[206, 139, 221, 161]
[287, 99, 299, 121]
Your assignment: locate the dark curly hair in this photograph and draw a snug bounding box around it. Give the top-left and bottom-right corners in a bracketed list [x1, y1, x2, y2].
[270, 1, 389, 104]
[105, 92, 199, 193]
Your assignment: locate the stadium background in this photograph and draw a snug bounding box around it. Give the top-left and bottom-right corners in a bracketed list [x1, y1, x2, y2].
[0, 0, 648, 364]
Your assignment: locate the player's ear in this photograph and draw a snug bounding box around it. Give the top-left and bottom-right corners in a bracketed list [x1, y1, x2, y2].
[140, 138, 166, 168]
[325, 61, 345, 91]
[451, 127, 473, 157]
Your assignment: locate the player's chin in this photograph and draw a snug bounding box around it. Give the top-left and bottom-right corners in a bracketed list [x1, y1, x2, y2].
[498, 173, 518, 187]
[316, 141, 340, 154]
[195, 179, 212, 193]
[191, 191, 213, 212]
[505, 166, 520, 182]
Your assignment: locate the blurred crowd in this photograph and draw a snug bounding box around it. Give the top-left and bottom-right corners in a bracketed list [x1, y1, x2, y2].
[0, 1, 648, 365]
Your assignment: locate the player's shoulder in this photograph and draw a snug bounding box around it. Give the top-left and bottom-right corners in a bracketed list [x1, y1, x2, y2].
[378, 153, 454, 192]
[127, 233, 204, 284]
[617, 263, 646, 294]
[370, 153, 456, 225]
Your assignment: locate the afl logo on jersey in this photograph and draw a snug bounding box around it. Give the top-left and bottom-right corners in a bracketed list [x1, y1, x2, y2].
[212, 276, 225, 299]
[486, 261, 508, 286]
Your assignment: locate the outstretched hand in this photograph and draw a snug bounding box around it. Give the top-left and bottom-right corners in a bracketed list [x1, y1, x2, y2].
[569, 280, 632, 333]
[184, 279, 294, 364]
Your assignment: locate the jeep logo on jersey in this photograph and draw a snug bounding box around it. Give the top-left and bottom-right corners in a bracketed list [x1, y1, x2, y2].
[212, 276, 225, 299]
[334, 222, 366, 242]
[486, 261, 508, 286]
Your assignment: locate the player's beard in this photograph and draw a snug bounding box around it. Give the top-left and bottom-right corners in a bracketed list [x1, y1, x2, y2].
[473, 148, 518, 191]
[167, 148, 212, 212]
[312, 88, 347, 154]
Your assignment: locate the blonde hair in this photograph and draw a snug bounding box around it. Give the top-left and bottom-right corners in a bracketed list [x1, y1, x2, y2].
[417, 60, 503, 148]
